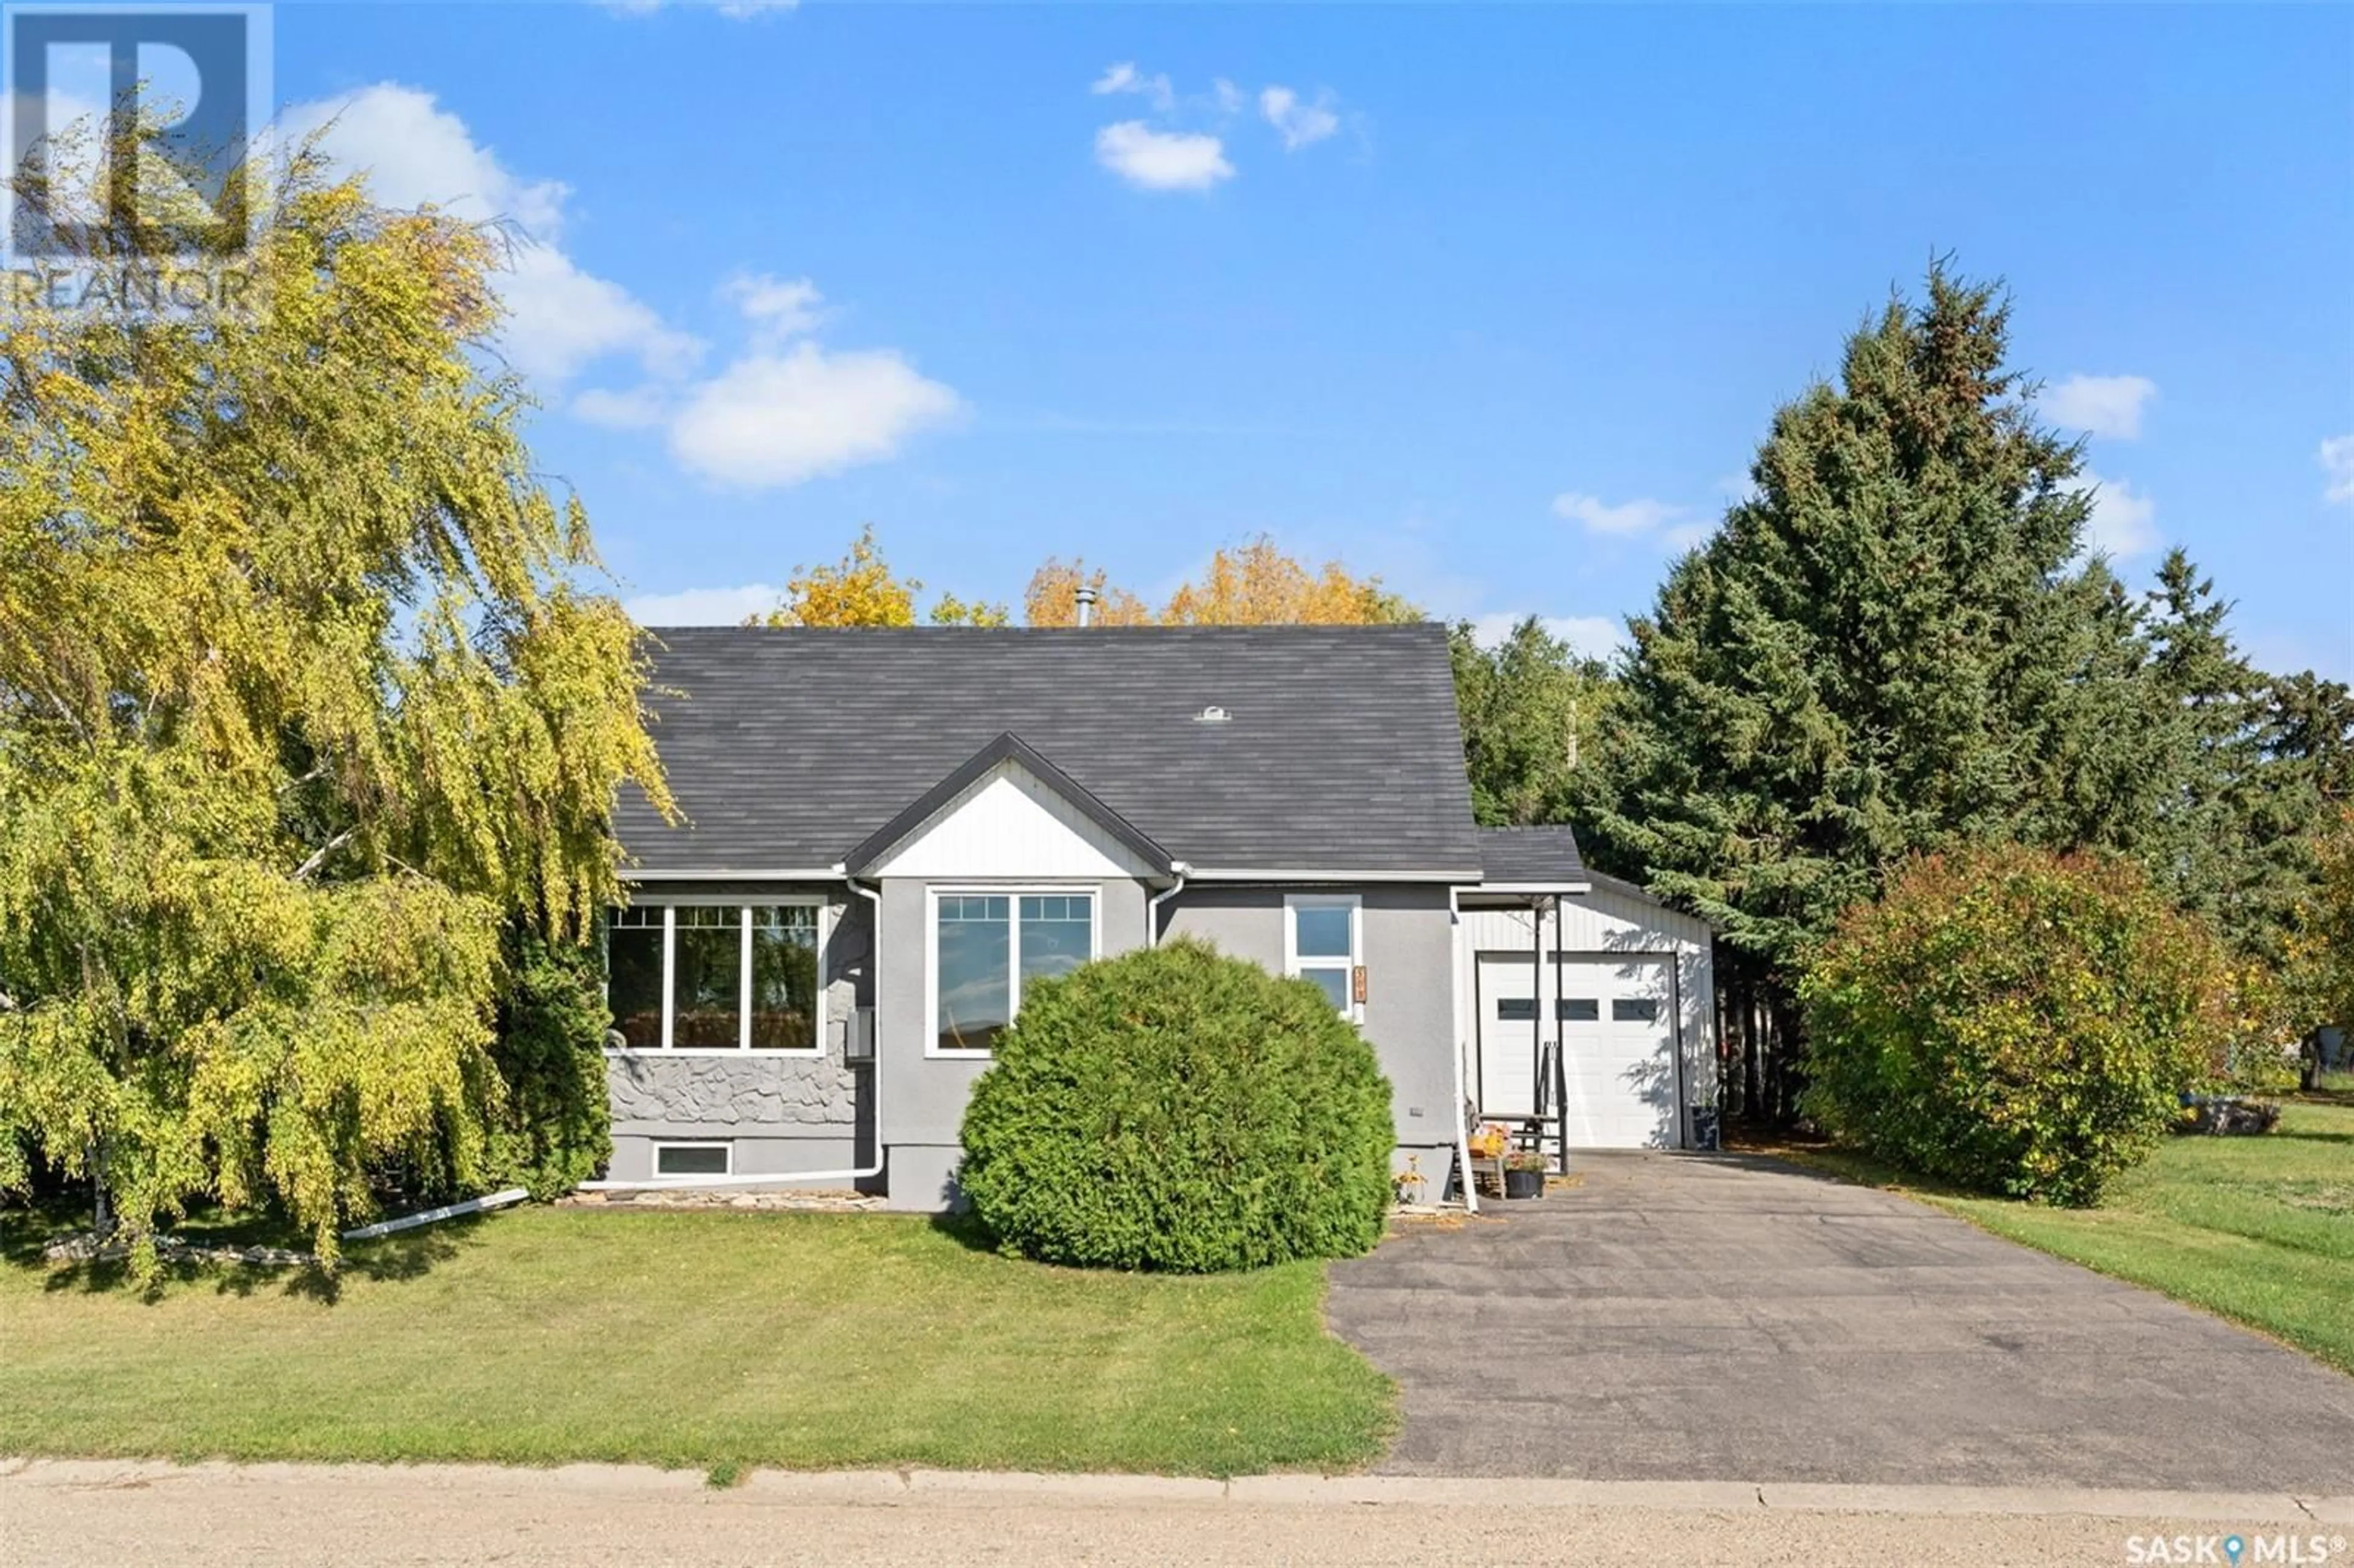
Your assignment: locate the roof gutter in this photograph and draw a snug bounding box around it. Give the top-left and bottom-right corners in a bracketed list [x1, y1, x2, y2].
[1178, 867, 1482, 885]
[1146, 860, 1190, 946]
[623, 869, 847, 883]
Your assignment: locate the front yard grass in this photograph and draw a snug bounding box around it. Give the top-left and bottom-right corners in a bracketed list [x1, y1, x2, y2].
[0, 1206, 1395, 1477]
[1766, 1099, 2354, 1376]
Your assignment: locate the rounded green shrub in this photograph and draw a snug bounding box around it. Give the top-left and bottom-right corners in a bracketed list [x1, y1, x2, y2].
[958, 937, 1395, 1271]
[1799, 844, 2225, 1206]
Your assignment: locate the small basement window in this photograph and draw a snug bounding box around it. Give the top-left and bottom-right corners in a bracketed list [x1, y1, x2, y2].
[653, 1142, 731, 1178]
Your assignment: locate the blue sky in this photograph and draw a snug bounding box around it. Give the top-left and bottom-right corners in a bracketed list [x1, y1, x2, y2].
[272, 2, 2352, 675]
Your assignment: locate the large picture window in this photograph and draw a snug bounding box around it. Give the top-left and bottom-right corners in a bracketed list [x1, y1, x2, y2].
[932, 889, 1097, 1056]
[604, 902, 825, 1053]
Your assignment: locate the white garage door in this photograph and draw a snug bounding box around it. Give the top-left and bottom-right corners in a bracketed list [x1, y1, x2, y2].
[1474, 951, 1682, 1148]
[1473, 953, 1544, 1117]
[1558, 954, 1680, 1149]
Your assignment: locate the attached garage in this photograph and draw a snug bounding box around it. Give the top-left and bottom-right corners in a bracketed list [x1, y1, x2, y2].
[1458, 828, 1716, 1154]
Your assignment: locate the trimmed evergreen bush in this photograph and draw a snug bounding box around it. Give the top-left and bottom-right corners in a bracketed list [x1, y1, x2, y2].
[1799, 845, 2225, 1205]
[958, 938, 1395, 1272]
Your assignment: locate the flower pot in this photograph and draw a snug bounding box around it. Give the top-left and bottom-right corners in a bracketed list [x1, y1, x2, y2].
[1503, 1166, 1545, 1200]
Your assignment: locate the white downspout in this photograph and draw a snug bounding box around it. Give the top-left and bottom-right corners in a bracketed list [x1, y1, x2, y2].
[1446, 885, 1479, 1214]
[579, 877, 889, 1192]
[1146, 861, 1189, 947]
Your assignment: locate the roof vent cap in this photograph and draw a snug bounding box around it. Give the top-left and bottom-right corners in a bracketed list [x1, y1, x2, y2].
[1194, 704, 1232, 724]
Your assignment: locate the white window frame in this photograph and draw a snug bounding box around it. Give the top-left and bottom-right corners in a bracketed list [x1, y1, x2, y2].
[926, 885, 1102, 1060]
[652, 1140, 733, 1178]
[1284, 892, 1362, 1023]
[605, 896, 830, 1057]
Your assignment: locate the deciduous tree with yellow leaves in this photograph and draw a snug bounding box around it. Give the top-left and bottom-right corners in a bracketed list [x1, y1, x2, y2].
[767, 531, 1411, 630]
[0, 133, 669, 1274]
[1024, 537, 1413, 626]
[753, 526, 1010, 627]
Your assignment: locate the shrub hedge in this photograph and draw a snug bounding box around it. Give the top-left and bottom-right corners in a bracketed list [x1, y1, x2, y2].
[1799, 845, 2223, 1205]
[958, 938, 1395, 1272]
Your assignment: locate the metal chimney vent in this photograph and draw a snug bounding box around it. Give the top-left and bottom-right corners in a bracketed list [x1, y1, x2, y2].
[1075, 586, 1099, 628]
[1194, 704, 1232, 724]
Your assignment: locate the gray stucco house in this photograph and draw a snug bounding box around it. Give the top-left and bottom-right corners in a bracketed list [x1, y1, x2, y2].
[602, 624, 1716, 1208]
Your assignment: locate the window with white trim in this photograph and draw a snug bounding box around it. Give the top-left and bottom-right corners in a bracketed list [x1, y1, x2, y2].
[1286, 894, 1360, 1016]
[932, 889, 1097, 1056]
[605, 902, 824, 1052]
[653, 1142, 731, 1177]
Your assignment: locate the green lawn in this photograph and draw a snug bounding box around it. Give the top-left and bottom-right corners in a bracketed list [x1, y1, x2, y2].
[1772, 1098, 2354, 1376]
[0, 1206, 1395, 1477]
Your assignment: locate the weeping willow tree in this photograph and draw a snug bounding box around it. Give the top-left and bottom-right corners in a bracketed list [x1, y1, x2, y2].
[0, 123, 671, 1273]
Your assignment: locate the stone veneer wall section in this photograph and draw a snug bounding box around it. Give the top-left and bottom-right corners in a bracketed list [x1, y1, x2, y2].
[605, 968, 862, 1129]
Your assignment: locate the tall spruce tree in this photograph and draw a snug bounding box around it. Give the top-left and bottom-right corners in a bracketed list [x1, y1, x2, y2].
[2113, 554, 2354, 962]
[1582, 266, 2163, 1067]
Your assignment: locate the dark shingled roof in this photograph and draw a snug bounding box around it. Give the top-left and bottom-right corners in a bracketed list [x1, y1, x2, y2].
[1474, 825, 1589, 886]
[615, 624, 1482, 878]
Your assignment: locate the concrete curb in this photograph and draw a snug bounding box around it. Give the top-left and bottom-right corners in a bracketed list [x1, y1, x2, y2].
[3, 1458, 2344, 1523]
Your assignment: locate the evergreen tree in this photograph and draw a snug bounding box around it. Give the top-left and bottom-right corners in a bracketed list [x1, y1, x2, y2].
[2125, 554, 2354, 960]
[1583, 265, 2160, 1065]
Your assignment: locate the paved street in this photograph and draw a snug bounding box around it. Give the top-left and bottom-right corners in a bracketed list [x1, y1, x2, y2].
[1329, 1152, 2354, 1488]
[2, 1461, 2344, 1568]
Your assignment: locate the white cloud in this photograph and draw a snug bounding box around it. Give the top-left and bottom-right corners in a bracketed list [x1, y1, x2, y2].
[1469, 612, 1626, 663]
[2075, 471, 2160, 559]
[1094, 121, 1233, 192]
[623, 583, 784, 626]
[283, 83, 697, 386]
[1091, 61, 1176, 112]
[288, 85, 954, 489]
[2320, 434, 2354, 506]
[1552, 492, 1688, 538]
[1259, 85, 1339, 151]
[497, 241, 701, 384]
[724, 273, 825, 338]
[1212, 78, 1245, 116]
[571, 385, 671, 430]
[658, 279, 963, 488]
[1662, 520, 1716, 551]
[604, 0, 796, 17]
[2043, 373, 2157, 440]
[669, 341, 962, 489]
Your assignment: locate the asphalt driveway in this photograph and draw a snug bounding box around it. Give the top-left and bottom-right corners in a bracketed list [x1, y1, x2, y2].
[1327, 1152, 2354, 1490]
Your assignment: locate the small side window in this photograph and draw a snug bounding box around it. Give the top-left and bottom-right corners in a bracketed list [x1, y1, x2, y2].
[1287, 896, 1360, 1017]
